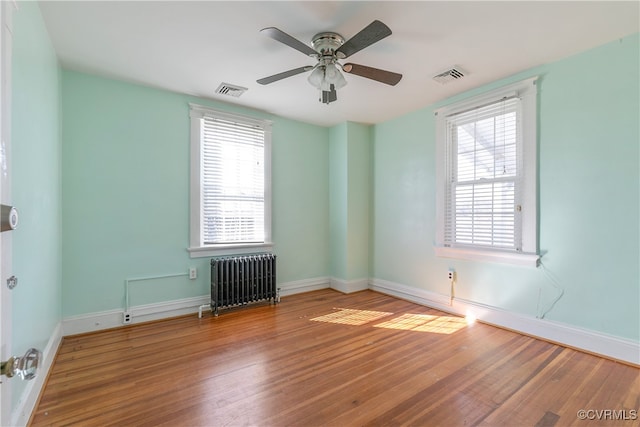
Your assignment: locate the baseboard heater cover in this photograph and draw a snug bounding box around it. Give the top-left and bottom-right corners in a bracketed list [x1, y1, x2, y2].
[208, 253, 278, 316]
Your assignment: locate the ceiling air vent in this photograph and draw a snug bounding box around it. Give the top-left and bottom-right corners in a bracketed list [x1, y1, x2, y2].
[215, 83, 248, 98]
[432, 67, 466, 85]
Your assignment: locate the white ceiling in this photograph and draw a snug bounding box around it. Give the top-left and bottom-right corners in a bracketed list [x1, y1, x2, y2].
[38, 1, 639, 127]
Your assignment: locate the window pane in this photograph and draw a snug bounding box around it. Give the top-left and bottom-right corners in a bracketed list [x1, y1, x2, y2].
[455, 111, 517, 182]
[201, 116, 265, 244]
[449, 98, 519, 250]
[204, 200, 264, 244]
[454, 181, 515, 248]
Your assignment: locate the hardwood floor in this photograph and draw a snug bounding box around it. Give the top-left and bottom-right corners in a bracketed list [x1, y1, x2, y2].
[30, 290, 639, 426]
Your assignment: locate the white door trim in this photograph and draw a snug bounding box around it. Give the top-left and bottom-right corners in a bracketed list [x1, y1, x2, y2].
[0, 1, 15, 425]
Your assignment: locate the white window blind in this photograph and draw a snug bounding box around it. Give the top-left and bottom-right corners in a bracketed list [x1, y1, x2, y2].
[200, 115, 266, 244]
[444, 97, 522, 251]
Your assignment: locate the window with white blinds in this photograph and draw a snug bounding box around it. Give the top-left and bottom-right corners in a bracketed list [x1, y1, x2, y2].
[189, 104, 272, 256]
[202, 116, 265, 244]
[435, 77, 539, 266]
[445, 97, 521, 250]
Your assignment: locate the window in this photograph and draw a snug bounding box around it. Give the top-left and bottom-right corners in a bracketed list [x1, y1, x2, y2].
[435, 77, 539, 266]
[189, 104, 272, 257]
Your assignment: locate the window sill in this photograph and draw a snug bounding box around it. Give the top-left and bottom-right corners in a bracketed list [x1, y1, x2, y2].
[435, 246, 539, 267]
[188, 242, 274, 258]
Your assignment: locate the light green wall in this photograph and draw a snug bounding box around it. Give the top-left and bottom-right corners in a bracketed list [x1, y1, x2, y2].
[371, 108, 438, 288]
[345, 123, 370, 280]
[271, 118, 330, 282]
[371, 33, 640, 341]
[535, 34, 639, 336]
[61, 70, 330, 316]
[329, 122, 370, 281]
[11, 0, 62, 410]
[329, 124, 348, 279]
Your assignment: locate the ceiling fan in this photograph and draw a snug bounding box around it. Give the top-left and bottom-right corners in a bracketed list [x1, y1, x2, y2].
[257, 20, 402, 104]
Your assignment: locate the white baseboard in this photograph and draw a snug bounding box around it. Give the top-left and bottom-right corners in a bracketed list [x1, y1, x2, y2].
[278, 276, 330, 297]
[12, 322, 63, 427]
[370, 278, 452, 308]
[370, 278, 640, 366]
[62, 295, 210, 336]
[128, 295, 210, 323]
[330, 277, 369, 294]
[62, 309, 122, 336]
[62, 277, 333, 336]
[282, 276, 368, 294]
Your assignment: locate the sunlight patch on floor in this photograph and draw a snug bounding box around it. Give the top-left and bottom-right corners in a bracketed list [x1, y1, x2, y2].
[310, 308, 393, 326]
[374, 313, 467, 334]
[309, 308, 467, 334]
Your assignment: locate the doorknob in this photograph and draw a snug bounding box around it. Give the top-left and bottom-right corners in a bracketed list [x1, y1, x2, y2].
[0, 204, 18, 232]
[1, 348, 41, 380]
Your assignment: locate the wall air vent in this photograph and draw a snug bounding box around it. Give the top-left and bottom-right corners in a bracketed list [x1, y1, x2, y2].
[432, 67, 466, 85]
[215, 83, 248, 97]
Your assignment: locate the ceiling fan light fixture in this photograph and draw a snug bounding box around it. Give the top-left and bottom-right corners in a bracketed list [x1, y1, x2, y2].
[307, 66, 325, 89]
[308, 63, 347, 92]
[325, 63, 347, 89]
[336, 71, 347, 89]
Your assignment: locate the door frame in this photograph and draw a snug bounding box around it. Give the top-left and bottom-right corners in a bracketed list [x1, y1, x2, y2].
[0, 1, 15, 425]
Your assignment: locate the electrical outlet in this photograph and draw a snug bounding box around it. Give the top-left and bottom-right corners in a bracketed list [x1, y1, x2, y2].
[123, 312, 132, 324]
[448, 269, 456, 306]
[189, 267, 197, 280]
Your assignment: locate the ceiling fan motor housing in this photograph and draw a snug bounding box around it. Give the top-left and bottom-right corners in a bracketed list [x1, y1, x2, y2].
[311, 32, 346, 59]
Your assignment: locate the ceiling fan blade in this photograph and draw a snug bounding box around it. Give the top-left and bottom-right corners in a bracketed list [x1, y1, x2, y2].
[261, 27, 318, 57]
[342, 63, 402, 86]
[257, 66, 314, 85]
[336, 20, 392, 59]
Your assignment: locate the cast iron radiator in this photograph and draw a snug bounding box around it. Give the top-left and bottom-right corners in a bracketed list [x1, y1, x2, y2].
[210, 254, 278, 316]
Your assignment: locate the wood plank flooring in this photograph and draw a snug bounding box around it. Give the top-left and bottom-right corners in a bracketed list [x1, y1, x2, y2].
[30, 290, 639, 426]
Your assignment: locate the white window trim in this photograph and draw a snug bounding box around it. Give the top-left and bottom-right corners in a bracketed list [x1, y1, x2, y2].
[188, 103, 273, 258]
[434, 77, 539, 267]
